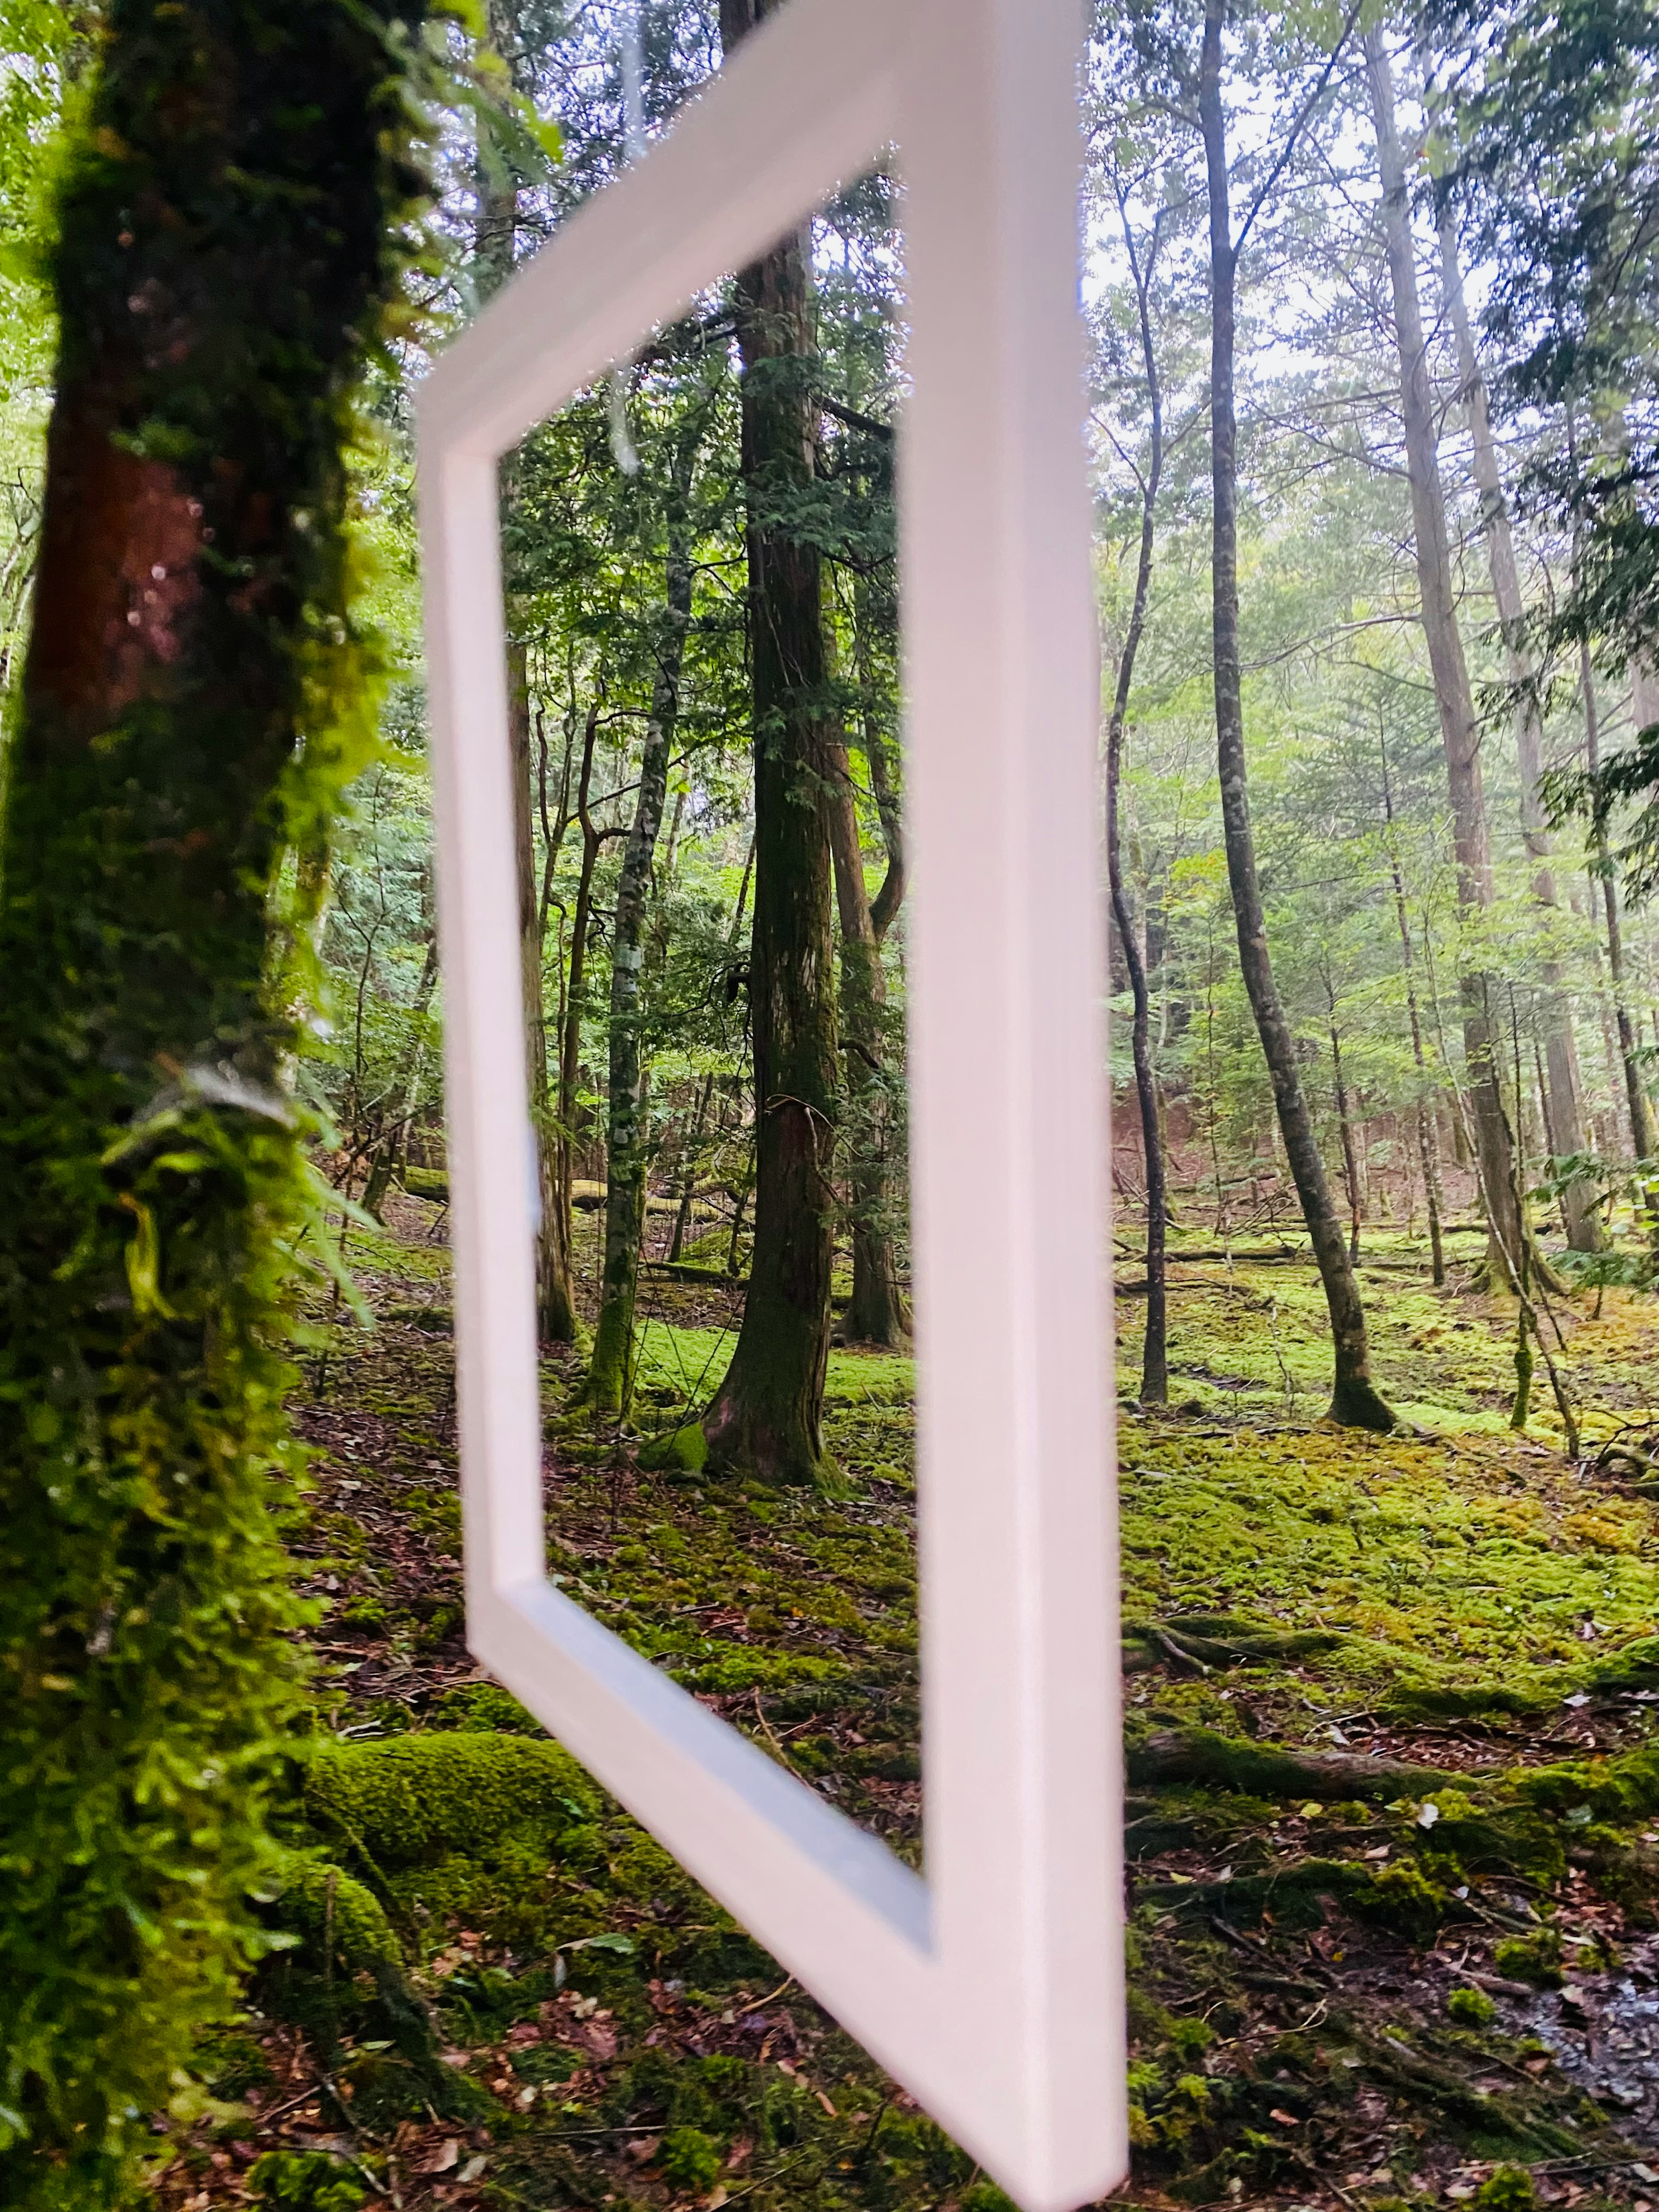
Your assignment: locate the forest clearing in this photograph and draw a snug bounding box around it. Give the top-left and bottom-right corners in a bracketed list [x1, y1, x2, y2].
[9, 0, 1659, 2208]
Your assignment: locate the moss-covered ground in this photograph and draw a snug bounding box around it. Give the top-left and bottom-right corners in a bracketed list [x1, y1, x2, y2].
[149, 1204, 1659, 2212]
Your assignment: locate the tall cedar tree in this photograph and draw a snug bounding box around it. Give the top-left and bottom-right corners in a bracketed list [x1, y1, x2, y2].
[0, 2, 428, 2199]
[1198, 0, 1396, 1428]
[700, 0, 840, 1484]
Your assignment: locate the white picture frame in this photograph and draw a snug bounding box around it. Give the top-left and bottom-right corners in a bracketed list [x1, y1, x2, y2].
[415, 1, 1125, 2204]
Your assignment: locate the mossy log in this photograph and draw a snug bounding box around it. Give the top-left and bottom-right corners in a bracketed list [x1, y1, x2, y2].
[1123, 1615, 1346, 1673]
[1128, 1724, 1464, 1800]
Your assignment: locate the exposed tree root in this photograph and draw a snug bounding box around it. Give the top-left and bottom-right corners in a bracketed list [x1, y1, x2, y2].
[1127, 1723, 1466, 1799]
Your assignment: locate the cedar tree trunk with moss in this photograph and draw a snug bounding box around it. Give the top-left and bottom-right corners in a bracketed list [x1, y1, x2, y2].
[0, 4, 427, 2202]
[699, 0, 839, 1485]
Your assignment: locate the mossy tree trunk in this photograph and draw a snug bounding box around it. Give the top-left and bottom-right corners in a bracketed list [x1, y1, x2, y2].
[702, 0, 839, 1485]
[0, 3, 428, 2200]
[1200, 0, 1395, 1430]
[586, 422, 701, 1410]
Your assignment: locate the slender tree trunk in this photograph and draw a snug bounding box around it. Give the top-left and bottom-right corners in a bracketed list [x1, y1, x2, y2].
[556, 709, 607, 1310]
[585, 444, 697, 1409]
[827, 762, 903, 1347]
[1379, 744, 1447, 1284]
[700, 0, 839, 1485]
[1104, 191, 1169, 1405]
[832, 597, 908, 1348]
[1583, 639, 1659, 1157]
[669, 837, 754, 1262]
[1201, 0, 1394, 1428]
[1367, 30, 1533, 1292]
[1327, 1006, 1364, 1264]
[361, 926, 439, 1219]
[511, 641, 580, 1339]
[1439, 217, 1599, 1249]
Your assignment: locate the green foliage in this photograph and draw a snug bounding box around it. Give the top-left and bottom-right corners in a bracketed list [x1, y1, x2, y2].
[1476, 2165, 1539, 2212]
[0, 0, 438, 2200]
[247, 2150, 368, 2212]
[658, 2125, 724, 2192]
[1448, 1986, 1498, 2027]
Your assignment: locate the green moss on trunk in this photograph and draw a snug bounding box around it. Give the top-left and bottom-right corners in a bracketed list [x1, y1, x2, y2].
[0, 6, 429, 2200]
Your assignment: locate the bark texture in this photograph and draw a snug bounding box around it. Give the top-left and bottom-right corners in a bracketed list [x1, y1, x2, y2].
[1367, 32, 1532, 1291]
[0, 3, 429, 2196]
[1438, 218, 1599, 1250]
[701, 0, 839, 1484]
[1201, 0, 1395, 1430]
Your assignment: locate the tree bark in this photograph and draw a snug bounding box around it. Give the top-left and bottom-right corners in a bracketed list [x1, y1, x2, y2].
[700, 0, 839, 1485]
[1583, 640, 1659, 1157]
[827, 725, 907, 1349]
[1366, 31, 1533, 1294]
[1328, 1009, 1364, 1265]
[0, 0, 429, 2189]
[510, 641, 581, 1339]
[1105, 189, 1169, 1405]
[361, 925, 439, 1220]
[1201, 0, 1394, 1429]
[1438, 216, 1599, 1250]
[585, 432, 698, 1409]
[1379, 735, 1447, 1285]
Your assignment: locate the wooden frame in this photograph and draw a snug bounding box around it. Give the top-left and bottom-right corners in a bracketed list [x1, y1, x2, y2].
[415, 1, 1124, 2202]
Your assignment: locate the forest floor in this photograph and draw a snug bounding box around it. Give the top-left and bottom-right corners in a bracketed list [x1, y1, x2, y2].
[148, 1193, 1659, 2212]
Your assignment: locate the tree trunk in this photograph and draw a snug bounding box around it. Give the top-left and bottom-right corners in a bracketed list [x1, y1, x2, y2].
[700, 0, 839, 1485]
[1367, 31, 1533, 1294]
[362, 926, 439, 1220]
[585, 439, 697, 1409]
[1583, 639, 1659, 1157]
[828, 730, 907, 1348]
[0, 1, 429, 2192]
[509, 641, 580, 1339]
[1438, 216, 1600, 1250]
[1105, 190, 1169, 1405]
[1201, 0, 1394, 1429]
[669, 838, 754, 1262]
[1379, 740, 1447, 1284]
[1328, 1013, 1364, 1265]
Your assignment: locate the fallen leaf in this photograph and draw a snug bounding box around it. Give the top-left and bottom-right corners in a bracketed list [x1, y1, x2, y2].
[458, 2155, 487, 2184]
[425, 2140, 460, 2175]
[1269, 2109, 1299, 2126]
[817, 2090, 838, 2117]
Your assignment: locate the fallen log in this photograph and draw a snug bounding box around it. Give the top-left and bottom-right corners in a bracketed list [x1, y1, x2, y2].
[1127, 1724, 1464, 1800]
